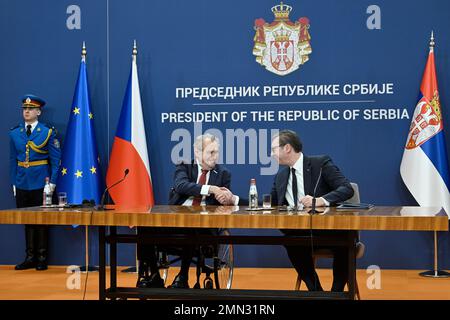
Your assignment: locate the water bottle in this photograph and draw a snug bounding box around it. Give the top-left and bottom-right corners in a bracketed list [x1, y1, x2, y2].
[249, 178, 258, 209]
[43, 177, 52, 206]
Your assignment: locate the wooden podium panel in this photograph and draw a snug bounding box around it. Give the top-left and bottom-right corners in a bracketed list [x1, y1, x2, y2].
[0, 205, 446, 300]
[0, 205, 447, 231]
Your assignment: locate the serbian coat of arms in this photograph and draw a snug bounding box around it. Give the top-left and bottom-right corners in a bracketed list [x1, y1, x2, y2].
[252, 2, 312, 76]
[405, 92, 443, 149]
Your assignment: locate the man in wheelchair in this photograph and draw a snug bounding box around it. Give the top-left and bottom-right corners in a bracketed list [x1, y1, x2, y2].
[137, 134, 239, 289]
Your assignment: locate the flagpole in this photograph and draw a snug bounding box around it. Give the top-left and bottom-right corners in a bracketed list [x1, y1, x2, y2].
[416, 32, 450, 278]
[419, 231, 450, 278]
[121, 41, 139, 274]
[80, 225, 99, 273]
[76, 42, 98, 273]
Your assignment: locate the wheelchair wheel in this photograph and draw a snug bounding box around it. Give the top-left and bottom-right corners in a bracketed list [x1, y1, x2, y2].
[204, 277, 214, 289]
[214, 229, 234, 289]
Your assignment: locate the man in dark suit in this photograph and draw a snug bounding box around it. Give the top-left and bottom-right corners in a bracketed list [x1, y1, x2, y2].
[137, 134, 238, 288]
[270, 130, 354, 292]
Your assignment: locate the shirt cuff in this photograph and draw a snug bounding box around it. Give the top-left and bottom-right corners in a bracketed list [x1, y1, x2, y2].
[201, 185, 210, 196]
[233, 195, 240, 206]
[320, 197, 330, 207]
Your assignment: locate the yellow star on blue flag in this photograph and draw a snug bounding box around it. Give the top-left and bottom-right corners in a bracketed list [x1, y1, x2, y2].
[57, 45, 103, 206]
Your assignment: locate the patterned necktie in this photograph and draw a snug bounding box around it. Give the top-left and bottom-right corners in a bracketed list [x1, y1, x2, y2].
[291, 167, 298, 208]
[192, 169, 209, 206]
[26, 124, 32, 137]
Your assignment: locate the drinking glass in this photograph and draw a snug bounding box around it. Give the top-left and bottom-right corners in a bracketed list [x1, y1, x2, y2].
[262, 194, 272, 208]
[58, 192, 67, 206]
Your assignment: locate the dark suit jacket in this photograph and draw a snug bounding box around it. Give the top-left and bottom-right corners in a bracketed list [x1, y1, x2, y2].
[271, 154, 354, 206]
[169, 160, 232, 205]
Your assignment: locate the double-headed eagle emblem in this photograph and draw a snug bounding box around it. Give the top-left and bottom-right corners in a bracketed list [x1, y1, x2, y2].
[253, 2, 312, 76]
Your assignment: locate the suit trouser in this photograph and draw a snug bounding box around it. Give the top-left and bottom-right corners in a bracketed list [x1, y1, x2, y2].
[16, 188, 48, 262]
[137, 227, 219, 278]
[282, 229, 349, 292]
[138, 227, 169, 275]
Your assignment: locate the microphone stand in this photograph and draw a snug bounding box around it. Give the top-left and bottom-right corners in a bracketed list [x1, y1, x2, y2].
[96, 169, 129, 211]
[309, 197, 321, 214]
[306, 165, 324, 291]
[308, 167, 323, 214]
[79, 225, 99, 273]
[82, 169, 129, 273]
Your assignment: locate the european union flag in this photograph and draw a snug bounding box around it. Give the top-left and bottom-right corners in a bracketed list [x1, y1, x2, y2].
[57, 45, 102, 205]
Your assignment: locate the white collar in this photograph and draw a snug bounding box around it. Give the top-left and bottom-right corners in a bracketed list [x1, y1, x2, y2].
[291, 153, 303, 172]
[195, 159, 214, 173]
[196, 159, 206, 172]
[24, 121, 39, 132]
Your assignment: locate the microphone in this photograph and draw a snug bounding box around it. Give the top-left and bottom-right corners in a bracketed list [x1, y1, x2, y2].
[97, 169, 130, 210]
[308, 165, 323, 214]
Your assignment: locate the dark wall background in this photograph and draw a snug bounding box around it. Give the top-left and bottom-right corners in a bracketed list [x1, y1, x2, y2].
[0, 0, 449, 270]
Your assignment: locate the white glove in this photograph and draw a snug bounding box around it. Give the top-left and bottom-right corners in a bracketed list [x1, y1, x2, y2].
[50, 183, 56, 193]
[12, 185, 16, 197]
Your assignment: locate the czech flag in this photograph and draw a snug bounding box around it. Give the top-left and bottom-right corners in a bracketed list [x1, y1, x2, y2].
[400, 33, 450, 217]
[106, 43, 154, 207]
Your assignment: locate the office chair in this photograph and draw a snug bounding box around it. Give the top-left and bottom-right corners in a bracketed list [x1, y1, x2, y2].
[294, 182, 365, 299]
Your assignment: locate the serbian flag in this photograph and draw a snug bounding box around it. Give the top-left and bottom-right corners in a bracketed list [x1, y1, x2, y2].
[400, 33, 450, 217]
[106, 43, 154, 207]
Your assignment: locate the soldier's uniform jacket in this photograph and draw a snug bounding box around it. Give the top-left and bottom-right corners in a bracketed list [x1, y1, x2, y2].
[9, 122, 61, 190]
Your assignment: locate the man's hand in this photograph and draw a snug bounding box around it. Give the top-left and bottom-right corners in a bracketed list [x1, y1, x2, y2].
[218, 187, 237, 205]
[214, 187, 234, 205]
[300, 195, 325, 207]
[209, 186, 235, 205]
[209, 186, 226, 202]
[12, 185, 16, 197]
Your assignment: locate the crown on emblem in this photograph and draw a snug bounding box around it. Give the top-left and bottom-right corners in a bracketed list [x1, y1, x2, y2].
[271, 2, 292, 21]
[273, 28, 291, 42]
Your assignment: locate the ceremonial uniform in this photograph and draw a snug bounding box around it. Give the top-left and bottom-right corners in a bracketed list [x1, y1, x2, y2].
[9, 95, 61, 270]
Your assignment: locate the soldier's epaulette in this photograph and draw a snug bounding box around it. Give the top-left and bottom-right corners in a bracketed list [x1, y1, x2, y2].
[10, 124, 20, 131]
[43, 123, 57, 134]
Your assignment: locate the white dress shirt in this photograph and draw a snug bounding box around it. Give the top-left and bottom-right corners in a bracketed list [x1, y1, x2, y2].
[182, 161, 211, 206]
[24, 121, 38, 134]
[182, 161, 239, 206]
[285, 153, 329, 207]
[285, 154, 305, 207]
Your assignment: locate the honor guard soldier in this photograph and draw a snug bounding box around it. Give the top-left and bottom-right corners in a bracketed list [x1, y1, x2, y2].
[9, 94, 61, 270]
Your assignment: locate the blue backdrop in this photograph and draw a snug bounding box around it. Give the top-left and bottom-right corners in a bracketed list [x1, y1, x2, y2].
[0, 0, 449, 270]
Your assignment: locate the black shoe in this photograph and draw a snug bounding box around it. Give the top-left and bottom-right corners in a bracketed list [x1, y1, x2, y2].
[15, 259, 36, 270]
[36, 261, 48, 271]
[36, 250, 48, 271]
[15, 247, 36, 270]
[136, 276, 148, 288]
[168, 274, 189, 289]
[137, 273, 165, 288]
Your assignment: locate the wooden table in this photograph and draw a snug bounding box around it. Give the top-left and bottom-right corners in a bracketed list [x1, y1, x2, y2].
[0, 205, 447, 300]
